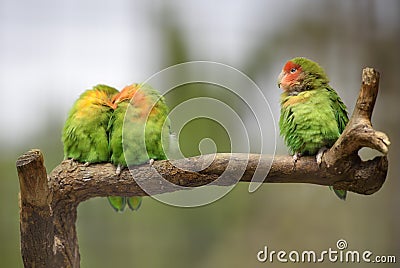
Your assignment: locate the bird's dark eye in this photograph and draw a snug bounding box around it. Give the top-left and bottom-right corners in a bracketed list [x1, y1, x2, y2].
[290, 68, 297, 73]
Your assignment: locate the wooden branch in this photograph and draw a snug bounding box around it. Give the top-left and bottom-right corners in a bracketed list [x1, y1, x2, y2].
[17, 150, 54, 267]
[49, 153, 387, 201]
[17, 150, 79, 268]
[324, 68, 390, 167]
[16, 68, 389, 267]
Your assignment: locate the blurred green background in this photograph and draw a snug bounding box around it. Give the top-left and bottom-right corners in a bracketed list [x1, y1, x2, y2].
[1, 1, 399, 267]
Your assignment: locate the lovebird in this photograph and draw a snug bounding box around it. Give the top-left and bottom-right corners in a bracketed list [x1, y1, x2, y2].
[62, 84, 118, 163]
[277, 57, 348, 200]
[107, 83, 171, 212]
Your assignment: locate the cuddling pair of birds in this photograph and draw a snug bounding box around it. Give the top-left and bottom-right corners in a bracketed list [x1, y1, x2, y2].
[62, 57, 348, 213]
[62, 83, 170, 212]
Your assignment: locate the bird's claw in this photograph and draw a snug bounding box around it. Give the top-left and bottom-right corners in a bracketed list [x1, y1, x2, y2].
[68, 158, 75, 168]
[316, 147, 328, 166]
[292, 152, 301, 170]
[116, 164, 122, 176]
[293, 152, 301, 163]
[148, 159, 155, 167]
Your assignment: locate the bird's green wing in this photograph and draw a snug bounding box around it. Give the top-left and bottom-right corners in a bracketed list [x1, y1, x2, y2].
[327, 86, 349, 200]
[62, 85, 118, 163]
[327, 86, 349, 134]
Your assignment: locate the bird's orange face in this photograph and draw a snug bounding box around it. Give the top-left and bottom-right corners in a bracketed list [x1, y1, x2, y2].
[111, 84, 156, 119]
[277, 61, 304, 92]
[112, 84, 140, 105]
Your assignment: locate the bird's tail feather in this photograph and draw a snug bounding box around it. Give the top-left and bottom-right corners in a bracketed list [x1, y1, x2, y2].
[329, 186, 347, 200]
[107, 196, 127, 212]
[127, 196, 142, 211]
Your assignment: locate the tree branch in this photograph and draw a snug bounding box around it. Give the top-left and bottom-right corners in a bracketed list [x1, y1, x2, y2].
[17, 150, 80, 268]
[324, 68, 390, 166]
[16, 67, 389, 267]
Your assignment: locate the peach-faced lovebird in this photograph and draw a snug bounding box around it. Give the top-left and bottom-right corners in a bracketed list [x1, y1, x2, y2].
[107, 83, 170, 212]
[277, 57, 348, 200]
[62, 84, 118, 163]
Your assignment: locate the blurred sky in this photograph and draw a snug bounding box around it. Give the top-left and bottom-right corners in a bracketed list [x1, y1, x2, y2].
[1, 1, 399, 267]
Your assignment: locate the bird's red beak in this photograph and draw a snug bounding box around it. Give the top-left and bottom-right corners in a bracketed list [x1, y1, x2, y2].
[277, 70, 285, 89]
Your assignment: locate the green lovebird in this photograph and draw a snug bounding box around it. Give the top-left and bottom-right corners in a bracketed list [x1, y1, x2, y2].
[107, 83, 171, 212]
[62, 84, 118, 163]
[277, 57, 348, 200]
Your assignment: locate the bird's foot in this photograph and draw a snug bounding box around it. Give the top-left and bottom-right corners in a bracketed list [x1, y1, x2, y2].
[148, 159, 155, 167]
[68, 158, 75, 168]
[65, 158, 79, 171]
[115, 164, 123, 176]
[293, 152, 302, 162]
[316, 147, 328, 166]
[292, 152, 301, 170]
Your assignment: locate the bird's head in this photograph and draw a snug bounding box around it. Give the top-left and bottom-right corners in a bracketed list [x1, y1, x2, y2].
[277, 57, 329, 95]
[112, 84, 140, 105]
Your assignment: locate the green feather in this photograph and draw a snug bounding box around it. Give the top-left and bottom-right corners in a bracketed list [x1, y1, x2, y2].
[127, 197, 142, 211]
[107, 83, 170, 212]
[279, 87, 347, 155]
[279, 57, 349, 200]
[107, 196, 127, 212]
[109, 83, 170, 166]
[329, 187, 347, 200]
[62, 84, 118, 163]
[291, 57, 330, 87]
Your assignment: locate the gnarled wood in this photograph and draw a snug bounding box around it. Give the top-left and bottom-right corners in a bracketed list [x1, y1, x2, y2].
[324, 68, 390, 167]
[17, 150, 79, 268]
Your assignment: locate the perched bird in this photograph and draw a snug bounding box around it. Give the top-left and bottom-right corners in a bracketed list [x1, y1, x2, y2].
[107, 83, 171, 212]
[62, 84, 118, 163]
[277, 57, 348, 200]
